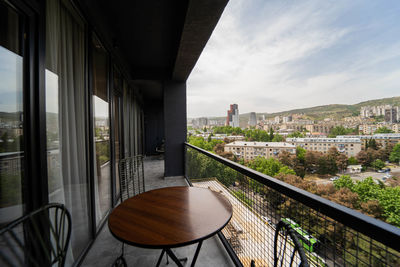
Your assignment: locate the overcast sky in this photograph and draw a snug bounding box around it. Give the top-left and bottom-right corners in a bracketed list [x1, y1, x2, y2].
[187, 0, 400, 118]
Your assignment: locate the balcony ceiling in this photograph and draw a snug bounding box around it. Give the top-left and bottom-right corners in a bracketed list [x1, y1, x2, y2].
[81, 0, 228, 85]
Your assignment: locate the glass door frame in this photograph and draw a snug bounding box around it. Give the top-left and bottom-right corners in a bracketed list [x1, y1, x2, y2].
[110, 65, 124, 207]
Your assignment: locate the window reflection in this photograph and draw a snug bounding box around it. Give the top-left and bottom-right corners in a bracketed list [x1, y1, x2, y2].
[0, 2, 24, 224]
[92, 36, 111, 225]
[45, 0, 90, 262]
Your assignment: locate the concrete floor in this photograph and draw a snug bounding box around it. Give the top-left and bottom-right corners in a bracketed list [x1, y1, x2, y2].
[82, 156, 235, 267]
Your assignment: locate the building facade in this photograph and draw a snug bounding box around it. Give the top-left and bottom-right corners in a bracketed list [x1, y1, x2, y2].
[224, 141, 296, 161]
[227, 104, 240, 128]
[385, 107, 398, 123]
[305, 123, 336, 135]
[286, 137, 362, 157]
[336, 134, 400, 149]
[249, 112, 257, 127]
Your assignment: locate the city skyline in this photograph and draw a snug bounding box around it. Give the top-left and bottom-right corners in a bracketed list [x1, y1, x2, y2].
[188, 96, 400, 119]
[187, 0, 400, 118]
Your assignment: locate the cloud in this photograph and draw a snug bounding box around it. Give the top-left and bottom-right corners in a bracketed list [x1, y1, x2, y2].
[187, 0, 400, 118]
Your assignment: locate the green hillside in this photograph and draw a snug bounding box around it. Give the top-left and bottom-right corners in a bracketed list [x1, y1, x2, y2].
[200, 96, 400, 127]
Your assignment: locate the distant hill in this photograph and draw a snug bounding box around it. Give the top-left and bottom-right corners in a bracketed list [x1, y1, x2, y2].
[192, 96, 400, 127]
[0, 112, 22, 122]
[259, 96, 399, 120]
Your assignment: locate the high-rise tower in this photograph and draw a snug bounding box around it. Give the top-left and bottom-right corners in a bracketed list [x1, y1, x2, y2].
[226, 104, 239, 127]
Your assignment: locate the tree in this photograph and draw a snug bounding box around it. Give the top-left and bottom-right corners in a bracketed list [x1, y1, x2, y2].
[348, 156, 358, 165]
[389, 144, 400, 163]
[333, 175, 354, 191]
[374, 127, 394, 134]
[381, 143, 394, 162]
[328, 126, 356, 137]
[269, 128, 274, 141]
[213, 143, 225, 154]
[327, 146, 340, 159]
[278, 150, 293, 167]
[272, 134, 284, 142]
[366, 139, 378, 150]
[207, 133, 212, 142]
[287, 131, 304, 138]
[336, 154, 348, 173]
[305, 151, 322, 172]
[296, 146, 306, 162]
[371, 159, 385, 170]
[356, 149, 378, 167]
[244, 129, 270, 142]
[247, 157, 295, 177]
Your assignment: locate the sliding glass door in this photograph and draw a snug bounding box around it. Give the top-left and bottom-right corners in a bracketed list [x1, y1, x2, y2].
[113, 69, 123, 202]
[45, 0, 91, 262]
[0, 1, 25, 225]
[92, 35, 111, 226]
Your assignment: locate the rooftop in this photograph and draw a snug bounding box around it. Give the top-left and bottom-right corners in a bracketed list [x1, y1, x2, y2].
[287, 137, 362, 143]
[225, 141, 295, 148]
[336, 134, 400, 139]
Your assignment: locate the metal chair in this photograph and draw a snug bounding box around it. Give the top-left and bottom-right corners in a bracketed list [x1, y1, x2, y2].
[274, 220, 309, 267]
[0, 203, 72, 267]
[119, 155, 145, 201]
[112, 155, 145, 267]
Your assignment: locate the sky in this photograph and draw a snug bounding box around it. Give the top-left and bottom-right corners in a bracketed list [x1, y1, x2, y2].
[187, 0, 400, 118]
[0, 46, 23, 113]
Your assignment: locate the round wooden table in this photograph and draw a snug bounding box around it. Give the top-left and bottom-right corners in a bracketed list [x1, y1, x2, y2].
[108, 186, 233, 266]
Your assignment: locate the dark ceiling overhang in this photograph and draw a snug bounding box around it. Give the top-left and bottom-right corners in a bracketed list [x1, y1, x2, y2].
[80, 0, 228, 84]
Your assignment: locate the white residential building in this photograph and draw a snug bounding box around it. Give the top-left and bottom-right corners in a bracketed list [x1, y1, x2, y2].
[286, 137, 362, 157]
[224, 141, 296, 160]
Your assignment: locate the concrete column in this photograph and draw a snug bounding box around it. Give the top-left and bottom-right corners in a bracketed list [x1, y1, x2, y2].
[163, 80, 187, 177]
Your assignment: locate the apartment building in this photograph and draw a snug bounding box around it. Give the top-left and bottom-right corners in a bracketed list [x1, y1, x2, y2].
[286, 137, 362, 157]
[358, 124, 379, 135]
[224, 141, 296, 160]
[282, 116, 292, 123]
[360, 105, 394, 118]
[305, 123, 336, 134]
[278, 123, 305, 132]
[336, 133, 400, 149]
[385, 107, 398, 123]
[359, 123, 400, 134]
[192, 117, 209, 128]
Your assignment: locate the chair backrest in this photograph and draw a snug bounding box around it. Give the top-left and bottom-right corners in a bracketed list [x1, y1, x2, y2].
[118, 155, 145, 202]
[0, 203, 71, 267]
[274, 220, 309, 267]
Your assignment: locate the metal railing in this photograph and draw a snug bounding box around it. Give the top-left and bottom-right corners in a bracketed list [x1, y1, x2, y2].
[184, 143, 400, 267]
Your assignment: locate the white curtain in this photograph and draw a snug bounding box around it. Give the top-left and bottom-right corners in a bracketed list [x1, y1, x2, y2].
[46, 0, 89, 264]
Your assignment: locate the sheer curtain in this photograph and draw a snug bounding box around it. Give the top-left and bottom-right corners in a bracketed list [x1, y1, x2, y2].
[123, 83, 132, 157]
[46, 0, 90, 263]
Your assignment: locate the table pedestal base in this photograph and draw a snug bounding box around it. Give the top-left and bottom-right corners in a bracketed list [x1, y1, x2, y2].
[155, 240, 203, 267]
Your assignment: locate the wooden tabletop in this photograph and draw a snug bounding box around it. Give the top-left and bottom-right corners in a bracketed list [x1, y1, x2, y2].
[108, 186, 233, 249]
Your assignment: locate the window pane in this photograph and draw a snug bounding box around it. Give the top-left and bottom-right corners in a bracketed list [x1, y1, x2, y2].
[113, 96, 120, 200]
[113, 70, 122, 200]
[0, 3, 24, 225]
[92, 36, 111, 226]
[45, 0, 90, 262]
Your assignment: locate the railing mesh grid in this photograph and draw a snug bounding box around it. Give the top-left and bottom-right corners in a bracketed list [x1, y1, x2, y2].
[185, 146, 400, 267]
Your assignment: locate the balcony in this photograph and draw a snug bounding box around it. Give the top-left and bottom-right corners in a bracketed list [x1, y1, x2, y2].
[81, 144, 400, 267]
[1, 1, 400, 266]
[82, 156, 236, 267]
